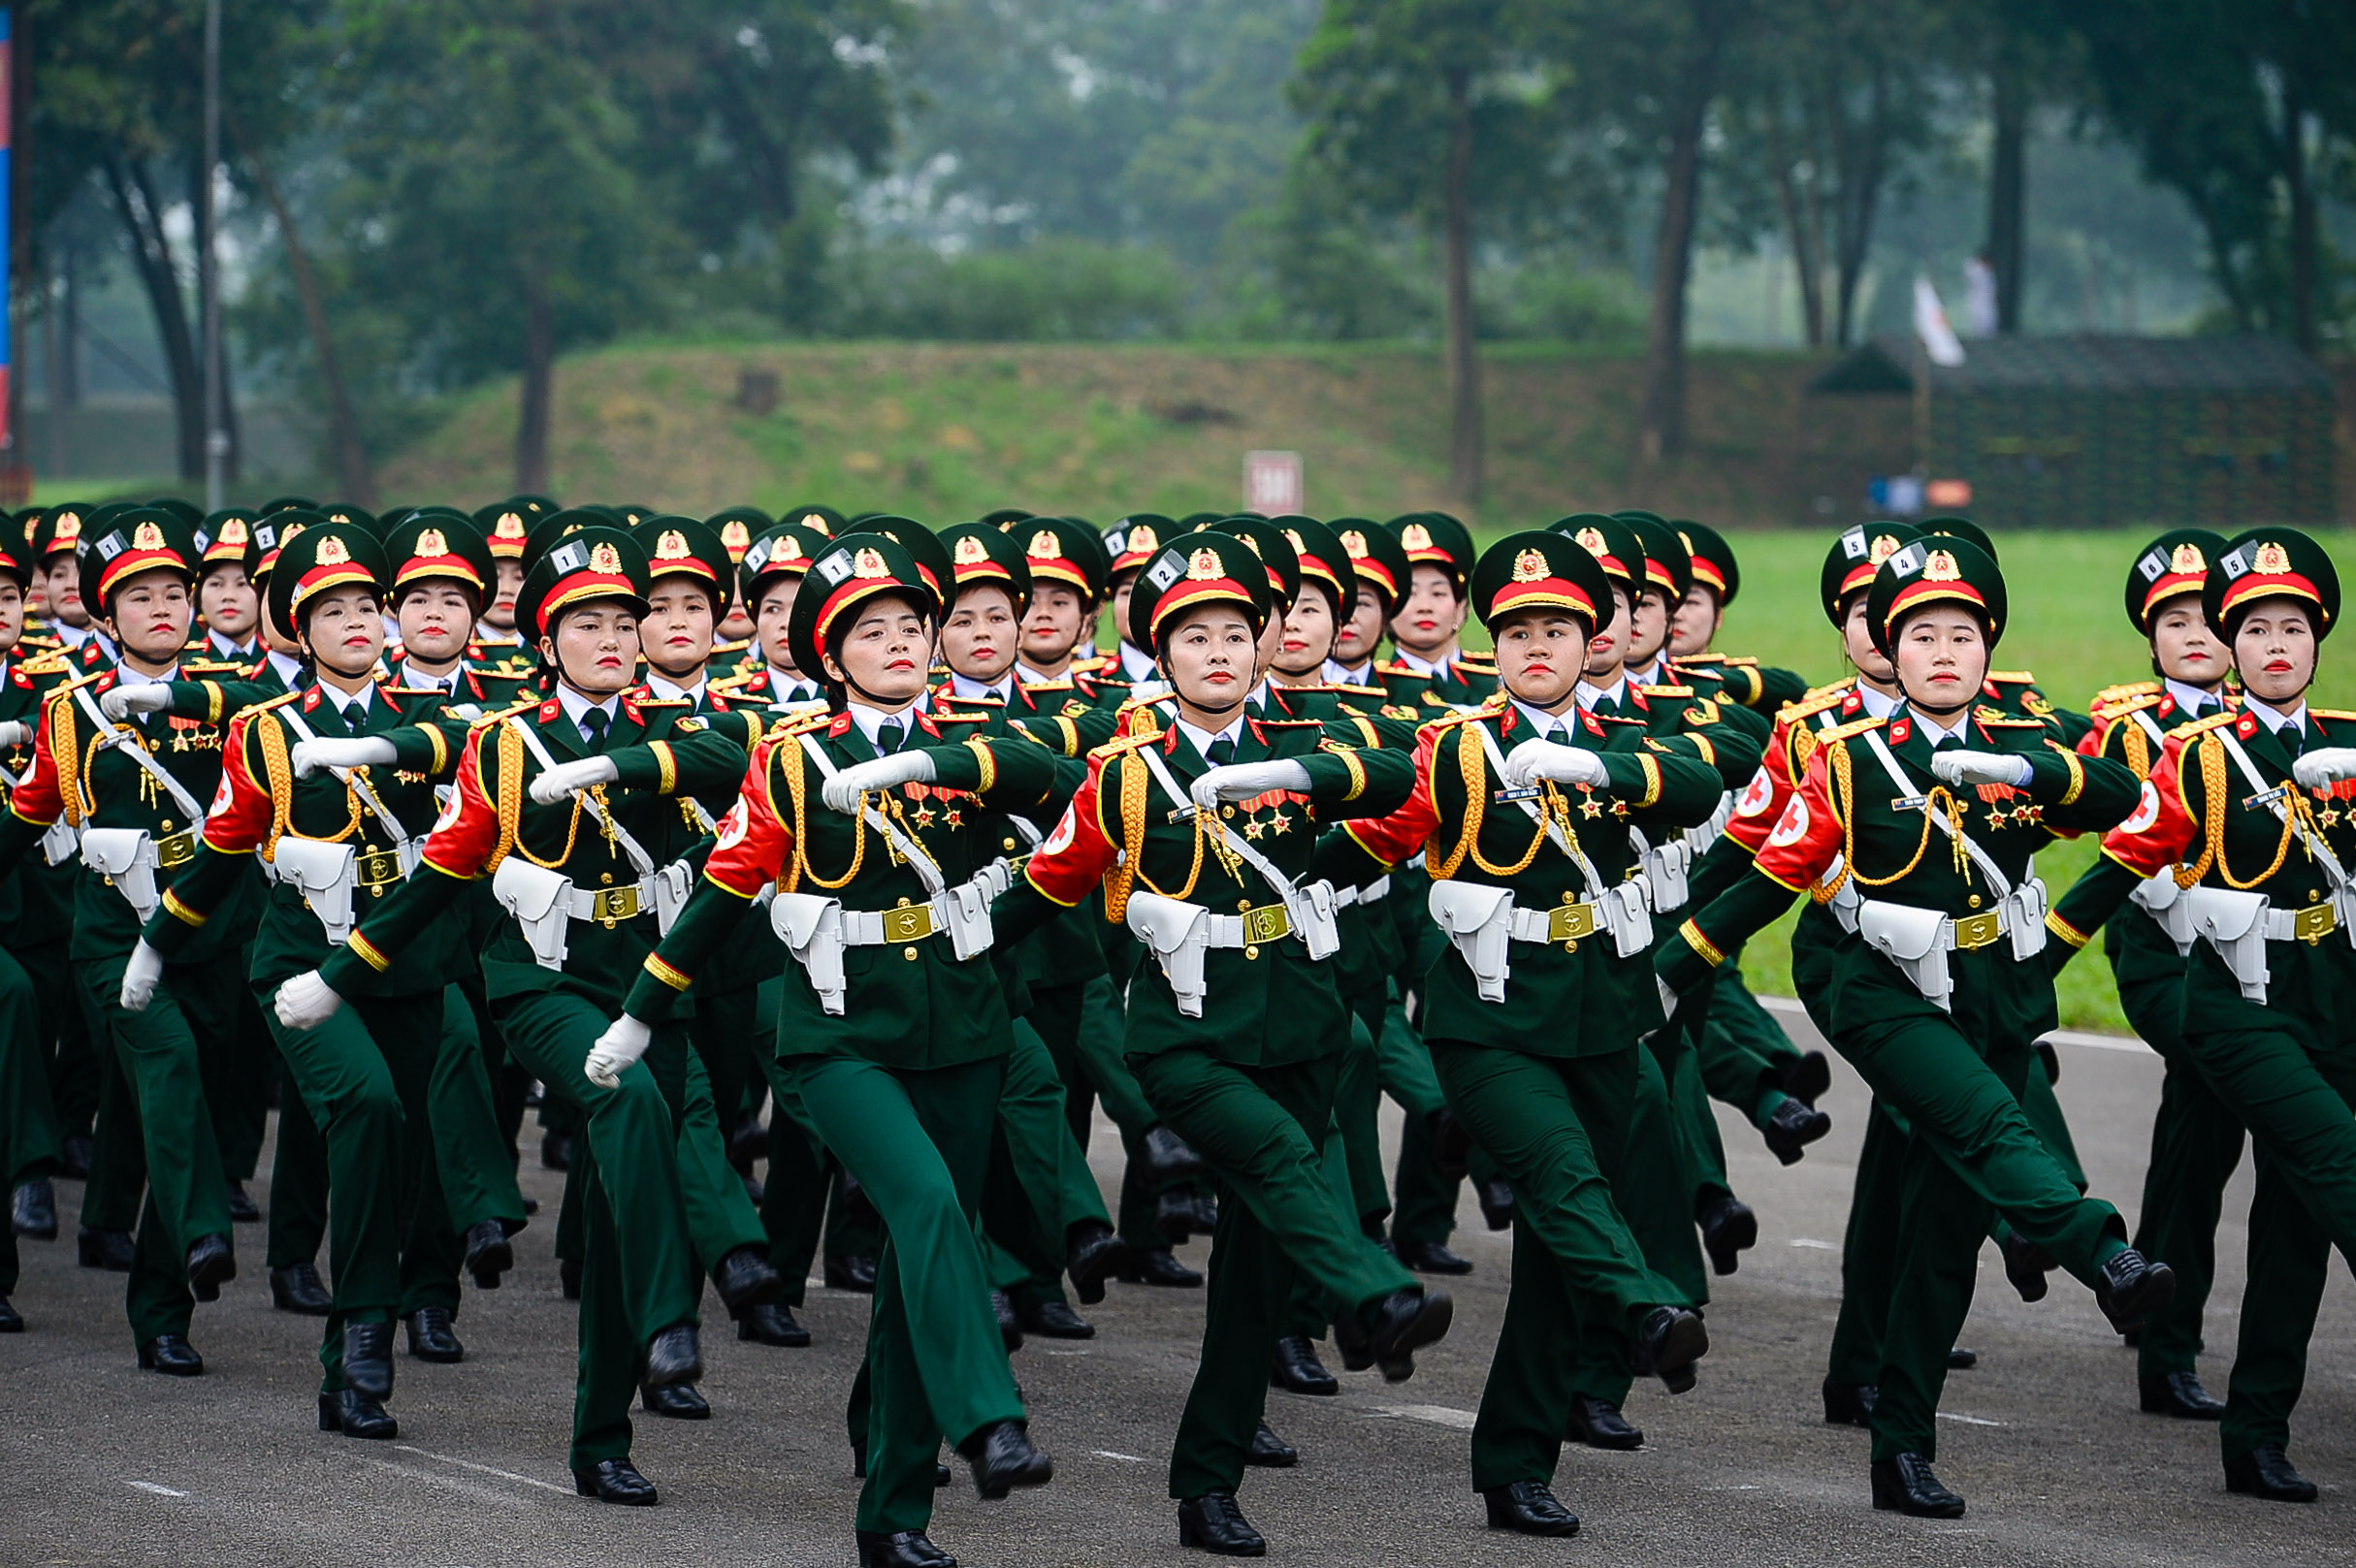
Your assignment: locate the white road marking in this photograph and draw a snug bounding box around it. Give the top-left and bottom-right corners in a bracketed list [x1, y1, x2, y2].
[394, 1444, 572, 1493]
[1791, 1238, 1840, 1251]
[1936, 1412, 2005, 1426]
[1091, 1451, 1147, 1462]
[1754, 995, 2152, 1054]
[126, 1481, 186, 1497]
[1366, 1404, 1478, 1431]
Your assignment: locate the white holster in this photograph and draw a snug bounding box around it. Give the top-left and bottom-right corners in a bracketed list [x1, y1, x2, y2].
[80, 828, 161, 925]
[1287, 879, 1342, 961]
[1125, 888, 1213, 1018]
[2129, 870, 2196, 955]
[937, 877, 997, 961]
[1630, 828, 1693, 913]
[271, 837, 361, 946]
[1856, 900, 1954, 1010]
[770, 892, 850, 1015]
[2186, 885, 2271, 1002]
[493, 856, 574, 970]
[40, 817, 79, 867]
[652, 860, 694, 937]
[1427, 881, 1515, 1003]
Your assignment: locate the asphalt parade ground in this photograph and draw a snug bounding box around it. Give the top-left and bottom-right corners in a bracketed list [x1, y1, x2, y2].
[6, 1005, 2351, 1568]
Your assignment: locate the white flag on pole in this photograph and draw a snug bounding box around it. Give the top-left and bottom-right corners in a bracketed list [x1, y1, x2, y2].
[1913, 275, 1966, 367]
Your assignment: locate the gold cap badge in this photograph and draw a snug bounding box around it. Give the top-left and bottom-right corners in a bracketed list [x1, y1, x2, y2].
[1186, 547, 1224, 582]
[416, 527, 448, 558]
[655, 529, 693, 561]
[132, 520, 166, 550]
[1922, 548, 1962, 582]
[1026, 528, 1062, 562]
[854, 547, 889, 579]
[2253, 540, 2291, 574]
[953, 535, 989, 566]
[2171, 541, 2206, 574]
[589, 541, 623, 573]
[316, 535, 351, 566]
[1512, 548, 1549, 583]
[1401, 523, 1434, 553]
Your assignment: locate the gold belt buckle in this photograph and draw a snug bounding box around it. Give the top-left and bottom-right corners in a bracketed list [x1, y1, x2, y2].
[1548, 903, 1598, 944]
[354, 849, 403, 889]
[883, 903, 937, 944]
[1242, 904, 1292, 944]
[154, 830, 196, 869]
[1953, 911, 2005, 950]
[2295, 902, 2337, 944]
[591, 885, 642, 927]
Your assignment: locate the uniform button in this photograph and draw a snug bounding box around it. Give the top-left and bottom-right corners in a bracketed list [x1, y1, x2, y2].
[160, 818, 176, 832]
[2309, 890, 2322, 902]
[903, 946, 920, 961]
[1238, 899, 1252, 912]
[1967, 894, 1982, 910]
[600, 872, 614, 885]
[1004, 838, 1018, 851]
[896, 896, 912, 908]
[1222, 806, 1235, 818]
[1243, 944, 1259, 960]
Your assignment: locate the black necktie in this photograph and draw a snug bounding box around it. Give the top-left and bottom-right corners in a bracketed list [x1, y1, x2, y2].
[878, 719, 904, 754]
[340, 702, 366, 736]
[1207, 734, 1235, 767]
[582, 707, 610, 753]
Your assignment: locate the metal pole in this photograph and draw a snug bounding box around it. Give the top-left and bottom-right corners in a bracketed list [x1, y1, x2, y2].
[201, 0, 223, 509]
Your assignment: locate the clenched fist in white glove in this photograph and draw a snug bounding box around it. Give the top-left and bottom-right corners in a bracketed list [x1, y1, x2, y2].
[531, 754, 621, 804]
[1190, 759, 1313, 814]
[1502, 739, 1610, 788]
[119, 941, 166, 1013]
[291, 736, 399, 778]
[2293, 748, 2356, 791]
[274, 970, 345, 1031]
[100, 684, 173, 720]
[584, 1014, 653, 1089]
[0, 719, 29, 749]
[1929, 750, 2033, 789]
[822, 751, 936, 814]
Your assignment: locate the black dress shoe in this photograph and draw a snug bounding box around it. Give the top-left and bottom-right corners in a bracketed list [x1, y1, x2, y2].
[644, 1322, 702, 1387]
[1065, 1220, 1126, 1305]
[404, 1305, 465, 1363]
[1187, 1192, 1218, 1233]
[572, 1457, 659, 1505]
[2095, 1248, 2175, 1333]
[641, 1380, 711, 1419]
[1353, 1287, 1453, 1383]
[0, 1296, 21, 1332]
[184, 1232, 236, 1301]
[990, 1290, 1024, 1352]
[1699, 1194, 1758, 1276]
[1397, 1238, 1474, 1275]
[1246, 1420, 1297, 1467]
[1270, 1333, 1339, 1395]
[560, 1258, 582, 1299]
[1949, 1346, 1979, 1369]
[2002, 1232, 2054, 1303]
[739, 1301, 812, 1347]
[728, 1111, 766, 1173]
[712, 1244, 786, 1319]
[463, 1219, 512, 1289]
[541, 1131, 571, 1171]
[1823, 1379, 1877, 1427]
[1138, 1123, 1209, 1186]
[825, 1253, 879, 1293]
[225, 1180, 261, 1223]
[343, 1321, 395, 1398]
[2120, 1321, 2143, 1348]
[1156, 1190, 1200, 1243]
[58, 1133, 93, 1181]
[138, 1334, 204, 1375]
[1483, 1480, 1580, 1536]
[1871, 1452, 1965, 1518]
[2225, 1444, 2318, 1502]
[1567, 1394, 1643, 1450]
[1636, 1305, 1709, 1394]
[1177, 1491, 1265, 1556]
[2141, 1369, 2226, 1419]
[1476, 1176, 1515, 1232]
[1117, 1246, 1202, 1288]
[318, 1388, 398, 1439]
[272, 1262, 334, 1315]
[13, 1178, 57, 1239]
[79, 1226, 135, 1271]
[1761, 1098, 1832, 1165]
[1780, 1048, 1832, 1104]
[855, 1528, 957, 1567]
[958, 1419, 1052, 1500]
[521, 1194, 540, 1216]
[1427, 1106, 1474, 1180]
[1018, 1299, 1094, 1339]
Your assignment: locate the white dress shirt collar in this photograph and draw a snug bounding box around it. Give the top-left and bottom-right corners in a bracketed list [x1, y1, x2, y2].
[950, 671, 1015, 704]
[1176, 713, 1246, 764]
[846, 699, 921, 749]
[1512, 697, 1579, 741]
[1575, 675, 1628, 712]
[2165, 677, 2225, 717]
[2243, 693, 2308, 736]
[556, 684, 621, 743]
[644, 670, 706, 706]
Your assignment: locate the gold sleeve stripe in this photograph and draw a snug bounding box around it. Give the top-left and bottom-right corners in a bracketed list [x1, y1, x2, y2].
[1636, 752, 1662, 808]
[203, 682, 224, 725]
[643, 953, 694, 992]
[2046, 911, 2091, 949]
[161, 888, 209, 928]
[1337, 747, 1367, 802]
[967, 736, 997, 794]
[2059, 749, 2085, 806]
[424, 724, 449, 776]
[1678, 918, 1726, 967]
[346, 931, 392, 973]
[1054, 716, 1080, 756]
[650, 741, 677, 796]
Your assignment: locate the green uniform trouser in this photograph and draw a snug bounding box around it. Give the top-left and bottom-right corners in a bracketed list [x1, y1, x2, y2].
[1033, 977, 1174, 1255]
[1430, 1039, 1682, 1490]
[1285, 1001, 1393, 1341]
[668, 998, 769, 1283]
[0, 944, 58, 1298]
[1387, 997, 1477, 1248]
[15, 932, 97, 1147]
[265, 1058, 330, 1271]
[2117, 970, 2243, 1380]
[1695, 960, 1803, 1128]
[1133, 1048, 1419, 1501]
[2179, 1024, 2356, 1462]
[1848, 1020, 2127, 1462]
[493, 987, 701, 1470]
[205, 945, 273, 1186]
[788, 1053, 1023, 1536]
[80, 948, 240, 1345]
[80, 1016, 145, 1235]
[1825, 1099, 1906, 1388]
[984, 1017, 1113, 1315]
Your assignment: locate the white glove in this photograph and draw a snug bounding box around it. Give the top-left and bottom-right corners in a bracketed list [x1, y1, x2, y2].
[446, 702, 483, 722]
[1929, 750, 2034, 789]
[530, 754, 621, 804]
[99, 684, 173, 720]
[119, 941, 166, 1013]
[290, 736, 400, 778]
[1189, 759, 1313, 814]
[583, 1014, 654, 1089]
[1126, 680, 1172, 704]
[1502, 739, 1610, 788]
[2293, 748, 2356, 791]
[0, 720, 29, 748]
[274, 970, 345, 1031]
[822, 751, 936, 814]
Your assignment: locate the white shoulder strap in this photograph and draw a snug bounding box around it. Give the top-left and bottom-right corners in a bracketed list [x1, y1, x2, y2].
[794, 729, 948, 897]
[1130, 730, 1306, 902]
[70, 683, 207, 821]
[505, 715, 657, 879]
[274, 701, 411, 850]
[1471, 718, 1606, 903]
[2214, 723, 2350, 892]
[1860, 726, 2014, 900]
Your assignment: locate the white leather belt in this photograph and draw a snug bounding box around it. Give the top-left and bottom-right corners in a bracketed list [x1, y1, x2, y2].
[841, 887, 989, 946]
[1331, 875, 1392, 908]
[562, 877, 660, 926]
[2262, 899, 2343, 944]
[1507, 902, 1602, 945]
[1203, 903, 1295, 947]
